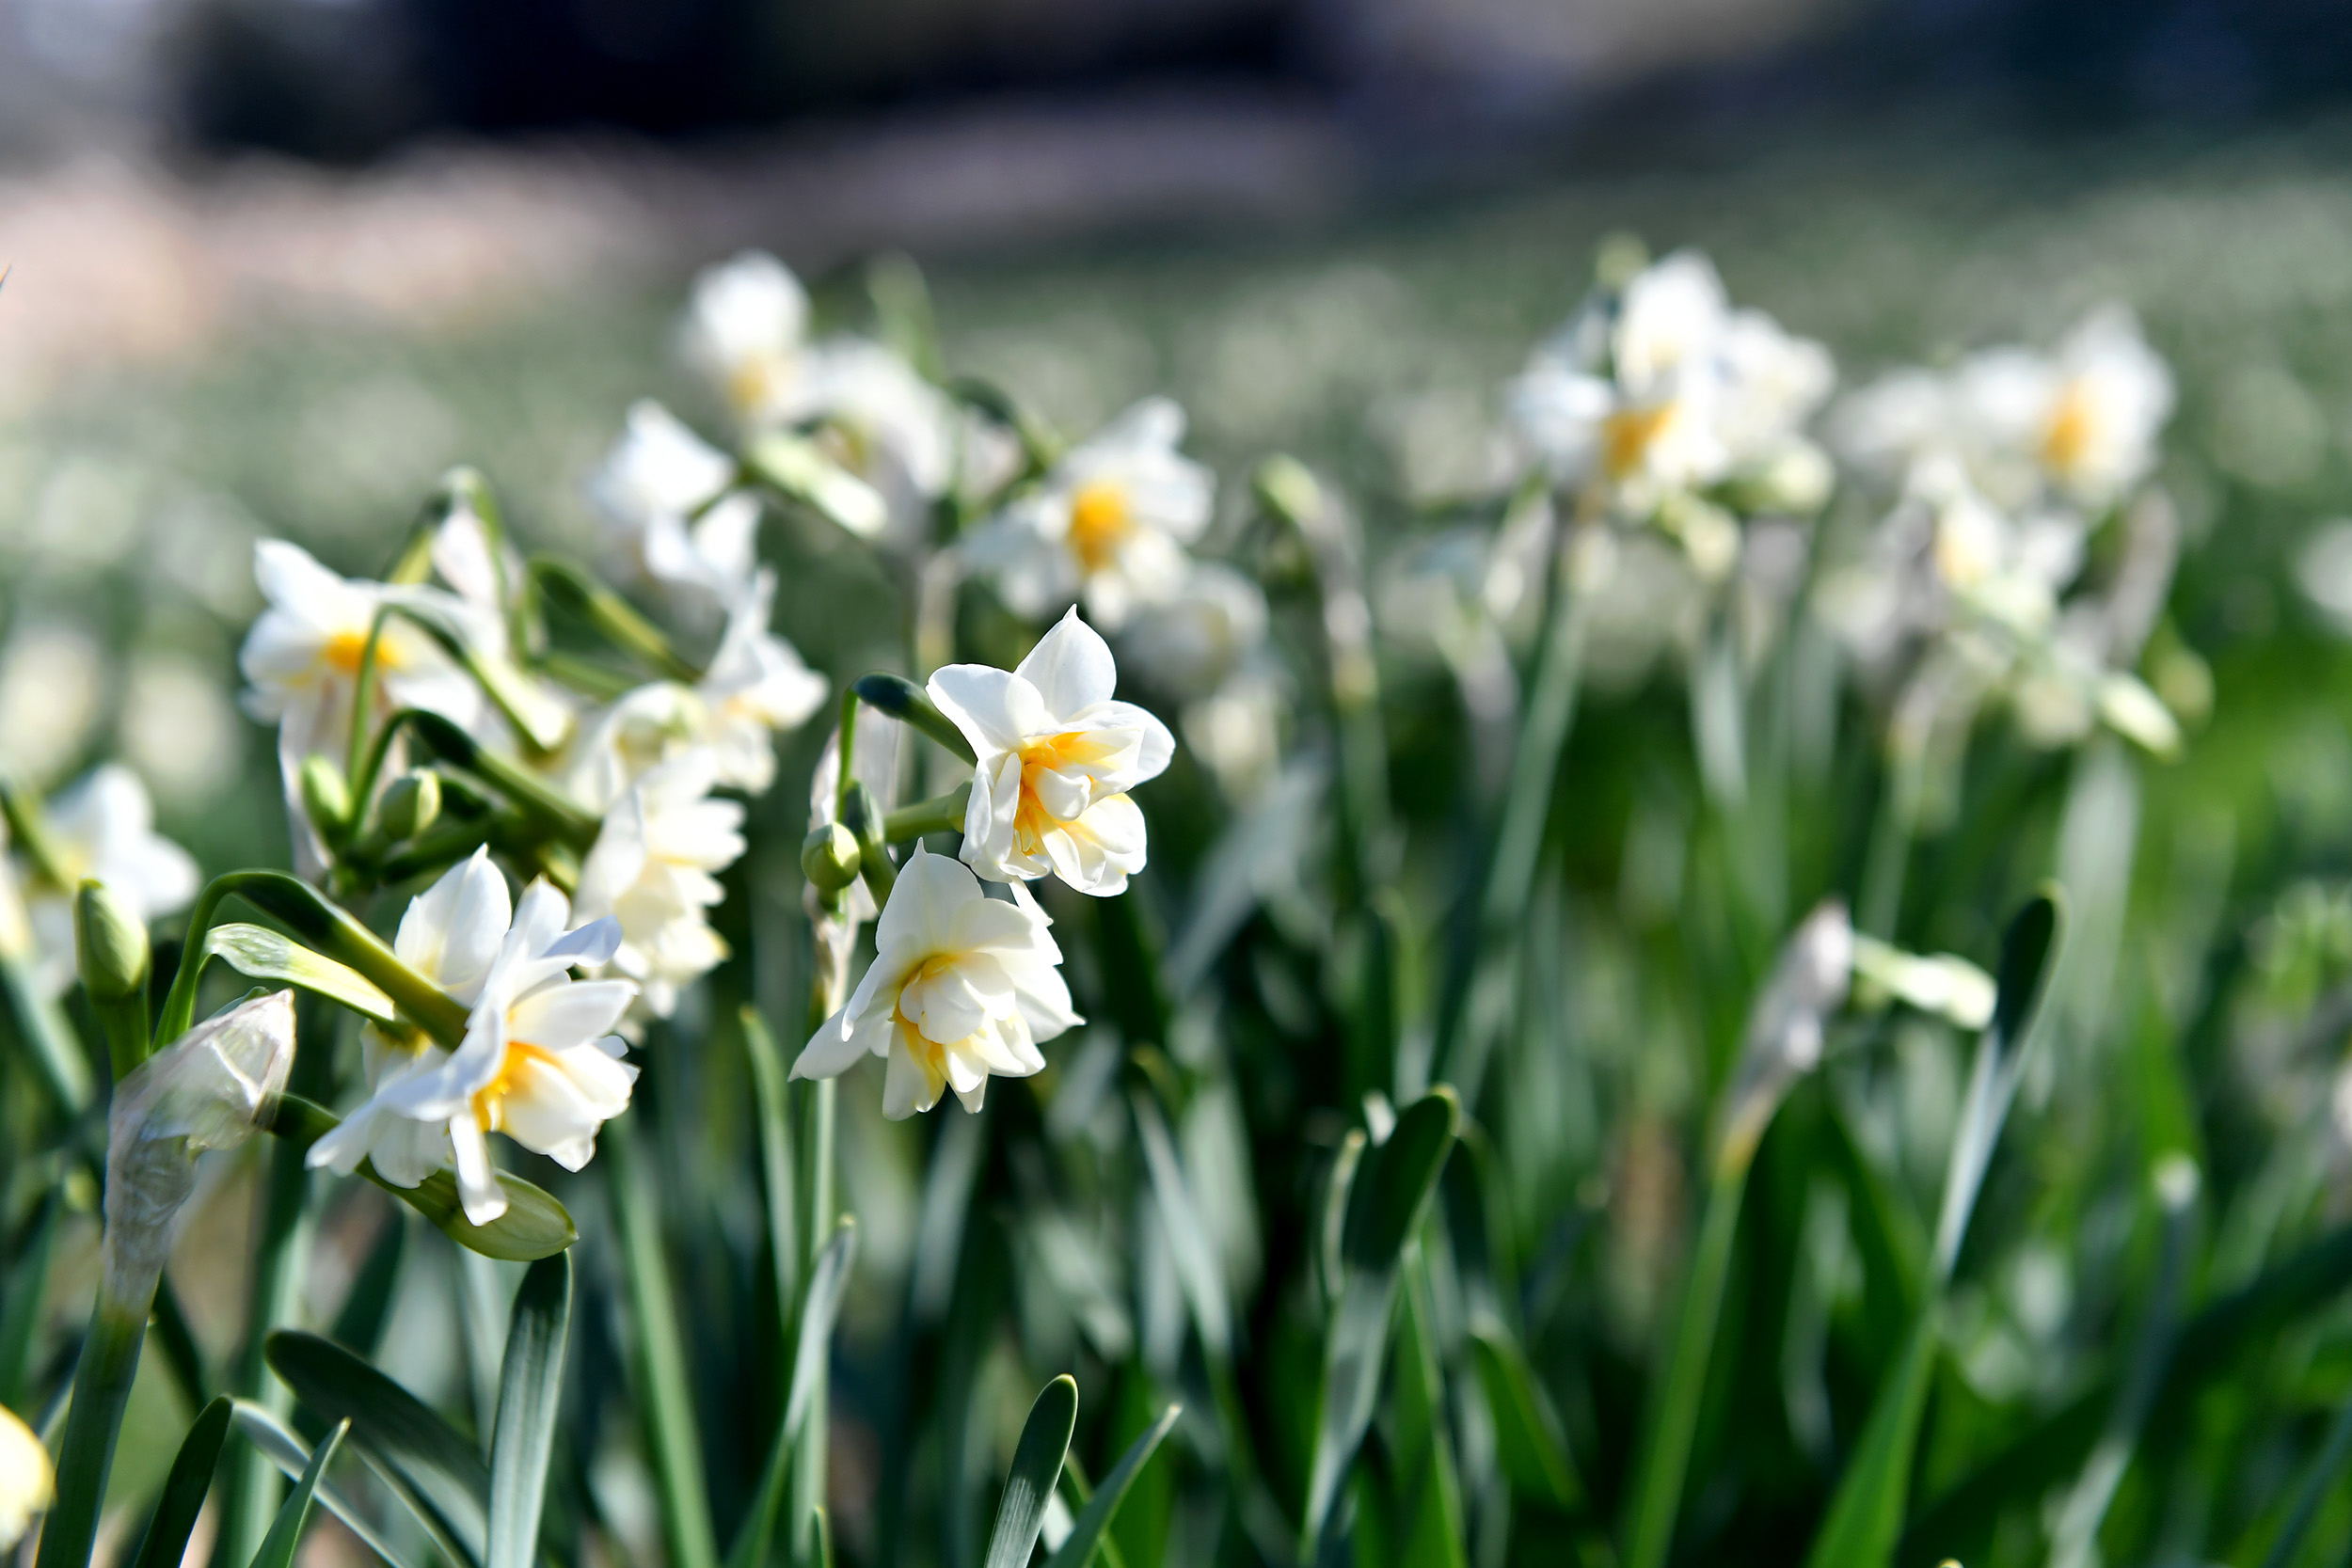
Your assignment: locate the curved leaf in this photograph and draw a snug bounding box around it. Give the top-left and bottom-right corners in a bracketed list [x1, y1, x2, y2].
[1043, 1404, 1182, 1568]
[247, 1418, 347, 1568]
[205, 924, 399, 1029]
[266, 1330, 490, 1568]
[1469, 1323, 1580, 1511]
[131, 1398, 232, 1568]
[987, 1376, 1080, 1568]
[489, 1254, 573, 1568]
[234, 1400, 434, 1568]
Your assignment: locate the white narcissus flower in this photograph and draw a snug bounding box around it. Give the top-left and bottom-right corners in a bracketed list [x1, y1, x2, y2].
[791, 847, 1079, 1117]
[307, 849, 510, 1190]
[0, 1404, 52, 1551]
[562, 570, 828, 808]
[17, 765, 199, 998]
[1960, 306, 2173, 511]
[679, 250, 811, 424]
[1118, 562, 1269, 703]
[928, 608, 1174, 896]
[574, 751, 745, 1018]
[238, 540, 487, 872]
[588, 400, 763, 602]
[312, 870, 637, 1226]
[965, 399, 1214, 630]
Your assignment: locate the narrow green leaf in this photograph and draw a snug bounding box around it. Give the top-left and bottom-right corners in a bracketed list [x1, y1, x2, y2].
[1042, 1405, 1181, 1568]
[265, 1330, 491, 1568]
[246, 1418, 347, 1568]
[233, 1401, 434, 1568]
[986, 1376, 1080, 1568]
[264, 1095, 576, 1260]
[1342, 1087, 1462, 1271]
[1624, 1165, 1746, 1568]
[1301, 1088, 1464, 1556]
[1469, 1323, 1580, 1510]
[0, 1196, 58, 1409]
[608, 1117, 720, 1568]
[740, 1006, 799, 1321]
[1131, 1089, 1232, 1365]
[1798, 1315, 1936, 1568]
[489, 1255, 572, 1568]
[206, 924, 400, 1028]
[785, 1221, 858, 1441]
[131, 1398, 233, 1568]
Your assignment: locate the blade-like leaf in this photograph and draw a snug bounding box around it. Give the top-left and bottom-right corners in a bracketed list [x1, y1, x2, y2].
[1469, 1323, 1580, 1510]
[725, 1221, 859, 1568]
[265, 1095, 575, 1260]
[234, 1400, 434, 1568]
[1042, 1404, 1182, 1568]
[0, 1196, 59, 1409]
[131, 1398, 232, 1568]
[266, 1330, 491, 1568]
[1301, 1087, 1463, 1554]
[205, 924, 399, 1029]
[247, 1418, 347, 1568]
[489, 1254, 572, 1568]
[608, 1117, 720, 1568]
[986, 1376, 1080, 1568]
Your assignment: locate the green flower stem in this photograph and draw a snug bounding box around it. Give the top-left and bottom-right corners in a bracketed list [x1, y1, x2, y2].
[850, 674, 978, 768]
[608, 1117, 721, 1568]
[1623, 1160, 1748, 1568]
[395, 712, 602, 849]
[840, 785, 895, 907]
[882, 785, 972, 844]
[531, 559, 704, 684]
[156, 871, 469, 1051]
[1433, 543, 1592, 1101]
[789, 1076, 836, 1566]
[34, 1298, 147, 1568]
[0, 782, 72, 889]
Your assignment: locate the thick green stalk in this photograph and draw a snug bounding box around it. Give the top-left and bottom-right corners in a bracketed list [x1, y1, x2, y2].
[608, 1117, 721, 1568]
[1622, 1162, 1747, 1568]
[531, 559, 704, 683]
[34, 1300, 146, 1568]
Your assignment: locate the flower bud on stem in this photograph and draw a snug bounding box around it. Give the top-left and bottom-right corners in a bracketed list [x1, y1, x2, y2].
[75, 880, 151, 1081]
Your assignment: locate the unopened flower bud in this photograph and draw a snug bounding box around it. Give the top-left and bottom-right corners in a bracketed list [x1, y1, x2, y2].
[0, 1405, 53, 1551]
[74, 880, 150, 1004]
[802, 822, 862, 895]
[105, 990, 294, 1306]
[300, 754, 353, 842]
[377, 769, 442, 842]
[1723, 442, 1836, 517]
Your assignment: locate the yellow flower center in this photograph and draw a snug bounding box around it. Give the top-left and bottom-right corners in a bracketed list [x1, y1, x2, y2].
[1601, 402, 1677, 483]
[323, 627, 401, 677]
[1011, 730, 1122, 849]
[1067, 481, 1133, 574]
[2040, 380, 2095, 477]
[727, 356, 786, 419]
[471, 1038, 561, 1132]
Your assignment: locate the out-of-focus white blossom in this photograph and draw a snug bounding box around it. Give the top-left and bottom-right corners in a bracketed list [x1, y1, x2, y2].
[1719, 902, 1852, 1169]
[0, 621, 107, 788]
[929, 609, 1173, 895]
[1118, 562, 1269, 703]
[588, 401, 764, 601]
[314, 870, 636, 1226]
[791, 846, 1079, 1118]
[15, 765, 199, 999]
[1508, 249, 1833, 537]
[1836, 306, 2172, 514]
[117, 652, 241, 805]
[680, 251, 812, 423]
[0, 1405, 52, 1551]
[574, 751, 744, 1018]
[964, 399, 1214, 631]
[1182, 669, 1287, 805]
[107, 990, 294, 1303]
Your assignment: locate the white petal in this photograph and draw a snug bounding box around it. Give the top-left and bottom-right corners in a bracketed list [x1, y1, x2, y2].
[927, 664, 1046, 754]
[509, 979, 637, 1050]
[450, 1117, 509, 1227]
[1013, 607, 1119, 720]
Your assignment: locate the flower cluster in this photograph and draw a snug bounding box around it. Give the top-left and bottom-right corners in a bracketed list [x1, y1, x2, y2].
[1818, 306, 2187, 761]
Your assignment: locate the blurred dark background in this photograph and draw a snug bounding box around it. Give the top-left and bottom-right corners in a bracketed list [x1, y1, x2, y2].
[8, 0, 2352, 167]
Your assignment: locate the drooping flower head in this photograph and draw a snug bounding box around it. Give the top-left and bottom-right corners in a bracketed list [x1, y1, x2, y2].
[965, 398, 1215, 630]
[310, 854, 637, 1226]
[928, 608, 1173, 896]
[791, 847, 1079, 1117]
